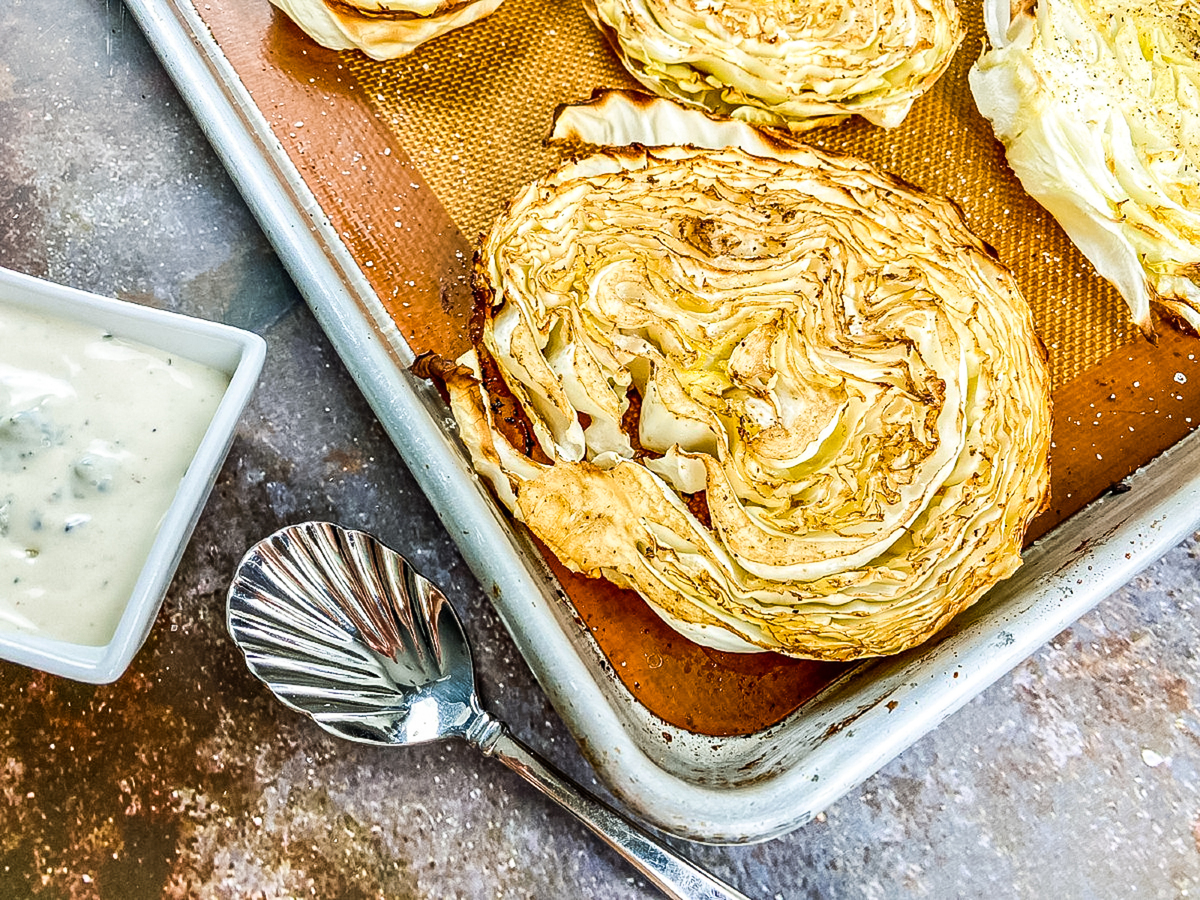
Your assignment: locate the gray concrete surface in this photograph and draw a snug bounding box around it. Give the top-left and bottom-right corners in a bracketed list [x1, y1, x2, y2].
[1, 1, 1198, 897]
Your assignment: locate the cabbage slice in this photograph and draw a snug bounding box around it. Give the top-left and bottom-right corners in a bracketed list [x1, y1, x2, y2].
[970, 0, 1200, 333]
[428, 96, 1051, 660]
[583, 0, 964, 131]
[269, 0, 504, 58]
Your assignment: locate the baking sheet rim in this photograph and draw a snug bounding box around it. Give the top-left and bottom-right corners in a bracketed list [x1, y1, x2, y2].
[127, 0, 1200, 844]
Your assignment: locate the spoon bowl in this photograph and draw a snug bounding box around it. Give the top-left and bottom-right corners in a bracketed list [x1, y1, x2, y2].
[227, 522, 483, 746]
[227, 521, 753, 900]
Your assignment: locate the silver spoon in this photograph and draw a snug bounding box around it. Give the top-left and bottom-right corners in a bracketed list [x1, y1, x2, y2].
[226, 521, 754, 900]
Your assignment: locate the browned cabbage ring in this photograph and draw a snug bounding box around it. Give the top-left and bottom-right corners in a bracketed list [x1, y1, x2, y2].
[438, 142, 1051, 660]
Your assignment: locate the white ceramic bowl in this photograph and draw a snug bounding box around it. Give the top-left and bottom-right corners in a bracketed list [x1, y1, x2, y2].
[0, 266, 266, 683]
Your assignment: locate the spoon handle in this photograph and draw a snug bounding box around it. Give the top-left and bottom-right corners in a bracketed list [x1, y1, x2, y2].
[482, 726, 756, 900]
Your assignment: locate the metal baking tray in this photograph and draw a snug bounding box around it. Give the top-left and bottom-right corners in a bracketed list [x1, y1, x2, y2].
[126, 0, 1200, 842]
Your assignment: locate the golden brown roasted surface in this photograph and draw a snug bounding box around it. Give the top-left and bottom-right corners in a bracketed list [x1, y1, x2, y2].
[428, 115, 1052, 661]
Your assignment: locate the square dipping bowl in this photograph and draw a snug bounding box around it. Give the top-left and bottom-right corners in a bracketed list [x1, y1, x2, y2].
[0, 266, 266, 683]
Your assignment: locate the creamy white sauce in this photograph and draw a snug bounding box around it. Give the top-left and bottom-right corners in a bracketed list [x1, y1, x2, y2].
[0, 301, 229, 646]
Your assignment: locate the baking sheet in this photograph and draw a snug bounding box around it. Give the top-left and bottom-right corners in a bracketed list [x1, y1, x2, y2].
[126, 0, 1200, 841]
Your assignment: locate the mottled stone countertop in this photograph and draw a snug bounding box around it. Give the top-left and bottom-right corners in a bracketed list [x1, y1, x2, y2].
[2, 1, 1200, 898]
